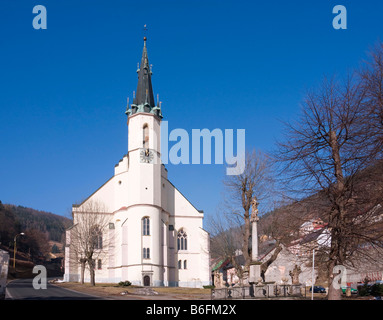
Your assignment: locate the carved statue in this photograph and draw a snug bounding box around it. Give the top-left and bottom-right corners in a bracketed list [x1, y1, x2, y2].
[251, 197, 259, 223]
[289, 265, 302, 285]
[214, 270, 222, 288]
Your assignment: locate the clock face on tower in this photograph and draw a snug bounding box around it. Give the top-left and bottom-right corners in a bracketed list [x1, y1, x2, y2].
[140, 148, 154, 164]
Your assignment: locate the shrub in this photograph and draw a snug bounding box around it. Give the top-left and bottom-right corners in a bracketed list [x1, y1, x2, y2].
[357, 284, 368, 296]
[357, 277, 371, 296]
[370, 284, 383, 297]
[118, 281, 132, 287]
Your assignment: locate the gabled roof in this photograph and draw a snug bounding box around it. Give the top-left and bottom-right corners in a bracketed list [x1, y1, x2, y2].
[299, 227, 326, 245]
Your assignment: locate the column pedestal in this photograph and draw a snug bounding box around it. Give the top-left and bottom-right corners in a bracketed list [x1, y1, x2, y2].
[249, 263, 261, 284]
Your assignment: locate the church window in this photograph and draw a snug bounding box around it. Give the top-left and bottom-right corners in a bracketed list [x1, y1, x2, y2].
[178, 260, 182, 269]
[142, 217, 150, 235]
[143, 124, 149, 149]
[184, 260, 187, 269]
[143, 247, 150, 259]
[177, 229, 187, 251]
[92, 226, 103, 249]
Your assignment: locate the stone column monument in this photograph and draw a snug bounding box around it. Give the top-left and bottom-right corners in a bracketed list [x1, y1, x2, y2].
[249, 197, 261, 284]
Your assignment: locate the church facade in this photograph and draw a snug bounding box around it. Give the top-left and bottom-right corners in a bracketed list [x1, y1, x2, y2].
[64, 37, 211, 287]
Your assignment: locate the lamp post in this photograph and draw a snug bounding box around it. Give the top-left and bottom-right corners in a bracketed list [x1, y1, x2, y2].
[13, 233, 25, 268]
[311, 248, 315, 300]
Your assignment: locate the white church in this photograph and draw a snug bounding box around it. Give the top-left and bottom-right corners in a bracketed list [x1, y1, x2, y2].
[64, 37, 211, 287]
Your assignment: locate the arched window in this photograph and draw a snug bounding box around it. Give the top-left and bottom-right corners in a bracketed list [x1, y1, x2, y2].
[184, 260, 187, 269]
[177, 229, 187, 251]
[143, 124, 149, 149]
[142, 217, 150, 236]
[91, 226, 103, 249]
[178, 260, 182, 269]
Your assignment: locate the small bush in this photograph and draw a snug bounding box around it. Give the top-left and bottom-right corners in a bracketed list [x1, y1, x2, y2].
[118, 281, 132, 287]
[370, 284, 383, 297]
[203, 285, 215, 289]
[357, 277, 371, 296]
[357, 284, 370, 296]
[357, 283, 383, 296]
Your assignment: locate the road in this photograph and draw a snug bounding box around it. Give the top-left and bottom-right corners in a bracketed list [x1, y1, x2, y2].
[5, 278, 102, 300]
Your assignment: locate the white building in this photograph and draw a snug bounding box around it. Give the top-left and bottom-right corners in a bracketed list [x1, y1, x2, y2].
[0, 249, 9, 300]
[64, 37, 210, 287]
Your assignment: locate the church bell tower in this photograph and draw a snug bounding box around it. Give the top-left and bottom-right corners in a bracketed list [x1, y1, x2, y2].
[125, 36, 163, 207]
[123, 36, 165, 286]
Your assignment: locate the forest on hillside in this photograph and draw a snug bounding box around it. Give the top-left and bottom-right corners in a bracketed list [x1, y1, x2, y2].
[0, 201, 72, 260]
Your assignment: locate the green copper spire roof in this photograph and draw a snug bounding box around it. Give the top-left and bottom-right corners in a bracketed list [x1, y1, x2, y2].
[126, 37, 163, 118]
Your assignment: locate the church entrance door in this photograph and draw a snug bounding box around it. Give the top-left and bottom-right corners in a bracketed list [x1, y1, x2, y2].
[143, 275, 150, 286]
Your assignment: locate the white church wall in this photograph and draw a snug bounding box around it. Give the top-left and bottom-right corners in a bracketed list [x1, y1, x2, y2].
[64, 228, 80, 282]
[162, 178, 204, 220]
[114, 154, 129, 175]
[161, 164, 168, 179]
[126, 151, 162, 207]
[74, 176, 116, 213]
[113, 171, 129, 211]
[127, 113, 161, 151]
[169, 185, 210, 287]
[66, 173, 210, 287]
[199, 227, 211, 286]
[110, 205, 165, 285]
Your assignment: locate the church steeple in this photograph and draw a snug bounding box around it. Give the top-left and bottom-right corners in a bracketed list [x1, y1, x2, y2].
[126, 37, 163, 118]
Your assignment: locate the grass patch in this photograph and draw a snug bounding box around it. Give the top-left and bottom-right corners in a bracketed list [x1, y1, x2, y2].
[54, 282, 211, 298]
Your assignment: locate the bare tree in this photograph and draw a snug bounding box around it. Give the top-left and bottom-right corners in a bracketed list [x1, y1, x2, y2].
[207, 212, 245, 284]
[359, 41, 383, 161]
[68, 200, 111, 286]
[274, 74, 383, 299]
[221, 149, 275, 275]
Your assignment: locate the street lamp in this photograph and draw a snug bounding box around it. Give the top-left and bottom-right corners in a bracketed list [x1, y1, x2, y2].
[311, 248, 315, 300]
[13, 232, 25, 269]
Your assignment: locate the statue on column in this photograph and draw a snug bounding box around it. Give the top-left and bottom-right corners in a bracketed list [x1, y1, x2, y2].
[251, 197, 259, 223]
[250, 197, 259, 261]
[249, 196, 261, 286]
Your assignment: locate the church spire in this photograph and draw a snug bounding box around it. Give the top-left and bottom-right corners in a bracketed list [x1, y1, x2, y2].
[126, 36, 162, 118]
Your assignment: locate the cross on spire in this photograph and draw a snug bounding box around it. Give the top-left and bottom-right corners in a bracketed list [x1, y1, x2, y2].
[143, 24, 148, 41]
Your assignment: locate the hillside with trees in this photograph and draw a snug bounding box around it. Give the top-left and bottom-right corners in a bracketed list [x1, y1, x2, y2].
[0, 201, 72, 262]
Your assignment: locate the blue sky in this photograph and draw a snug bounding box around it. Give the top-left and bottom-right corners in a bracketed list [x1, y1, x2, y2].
[1, 0, 383, 220]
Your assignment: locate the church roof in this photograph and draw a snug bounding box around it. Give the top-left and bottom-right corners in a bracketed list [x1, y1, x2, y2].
[126, 37, 162, 118]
